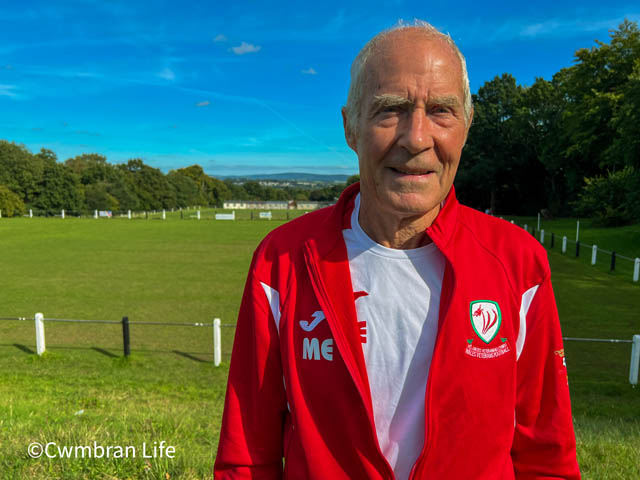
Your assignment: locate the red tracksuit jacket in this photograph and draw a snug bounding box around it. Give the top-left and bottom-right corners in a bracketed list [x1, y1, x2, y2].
[215, 184, 581, 479]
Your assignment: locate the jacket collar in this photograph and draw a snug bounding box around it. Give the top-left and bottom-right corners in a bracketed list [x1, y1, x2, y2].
[311, 181, 460, 254]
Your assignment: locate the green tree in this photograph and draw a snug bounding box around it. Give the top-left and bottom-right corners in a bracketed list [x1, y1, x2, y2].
[459, 74, 532, 213]
[33, 149, 85, 213]
[0, 141, 44, 205]
[0, 185, 25, 216]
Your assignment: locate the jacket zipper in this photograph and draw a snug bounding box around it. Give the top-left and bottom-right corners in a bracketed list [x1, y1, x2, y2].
[303, 243, 395, 479]
[408, 248, 457, 479]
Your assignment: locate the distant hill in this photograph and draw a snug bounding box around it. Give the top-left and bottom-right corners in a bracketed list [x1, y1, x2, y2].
[219, 172, 351, 182]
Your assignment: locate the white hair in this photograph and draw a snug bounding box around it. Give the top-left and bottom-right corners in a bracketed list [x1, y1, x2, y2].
[344, 19, 472, 134]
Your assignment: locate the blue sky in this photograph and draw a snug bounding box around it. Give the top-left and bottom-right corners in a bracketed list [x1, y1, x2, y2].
[1, 1, 638, 177]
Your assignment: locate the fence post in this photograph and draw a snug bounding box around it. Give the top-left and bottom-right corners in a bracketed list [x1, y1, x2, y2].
[576, 240, 580, 258]
[0, 209, 2, 218]
[591, 245, 597, 265]
[540, 229, 545, 245]
[610, 252, 616, 272]
[35, 313, 45, 356]
[510, 220, 514, 224]
[524, 224, 528, 233]
[634, 258, 640, 283]
[551, 233, 555, 249]
[630, 335, 640, 386]
[162, 209, 166, 220]
[94, 210, 98, 219]
[29, 209, 33, 218]
[537, 212, 541, 231]
[576, 220, 580, 242]
[197, 210, 201, 220]
[213, 318, 221, 366]
[61, 209, 65, 219]
[128, 210, 132, 220]
[562, 236, 567, 253]
[122, 316, 130, 357]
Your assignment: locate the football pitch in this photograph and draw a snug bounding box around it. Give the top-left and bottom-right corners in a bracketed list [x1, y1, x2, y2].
[0, 215, 638, 479]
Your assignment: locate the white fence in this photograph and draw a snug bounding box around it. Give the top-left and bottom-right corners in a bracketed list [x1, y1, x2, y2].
[2, 314, 640, 384]
[505, 219, 640, 283]
[5, 314, 229, 366]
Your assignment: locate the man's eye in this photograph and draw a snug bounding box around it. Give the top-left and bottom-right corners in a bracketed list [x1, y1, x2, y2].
[432, 106, 450, 114]
[380, 105, 403, 113]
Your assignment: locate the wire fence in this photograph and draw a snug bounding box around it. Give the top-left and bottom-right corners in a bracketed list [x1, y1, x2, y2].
[1, 314, 639, 385]
[2, 206, 316, 222]
[503, 219, 640, 283]
[0, 315, 236, 366]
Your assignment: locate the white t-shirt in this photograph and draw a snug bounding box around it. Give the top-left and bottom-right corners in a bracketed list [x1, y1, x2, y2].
[342, 194, 445, 480]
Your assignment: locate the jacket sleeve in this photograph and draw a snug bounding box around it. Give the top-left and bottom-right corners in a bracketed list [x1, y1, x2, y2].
[214, 251, 288, 479]
[511, 273, 581, 479]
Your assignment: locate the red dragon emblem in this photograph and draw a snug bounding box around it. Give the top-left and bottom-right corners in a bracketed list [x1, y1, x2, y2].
[473, 304, 498, 335]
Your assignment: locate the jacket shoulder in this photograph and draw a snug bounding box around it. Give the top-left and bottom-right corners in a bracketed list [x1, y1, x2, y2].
[456, 205, 550, 290]
[251, 204, 337, 272]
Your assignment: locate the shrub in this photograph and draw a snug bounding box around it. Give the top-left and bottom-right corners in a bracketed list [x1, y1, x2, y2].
[0, 184, 26, 217]
[573, 166, 639, 226]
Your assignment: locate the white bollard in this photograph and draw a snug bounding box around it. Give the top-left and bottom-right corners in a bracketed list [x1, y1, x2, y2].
[630, 335, 640, 386]
[61, 209, 65, 219]
[197, 210, 201, 220]
[128, 210, 132, 220]
[524, 224, 528, 232]
[634, 258, 640, 283]
[35, 313, 45, 356]
[94, 210, 98, 219]
[537, 212, 541, 231]
[576, 220, 580, 242]
[0, 209, 2, 218]
[510, 220, 514, 224]
[29, 209, 33, 218]
[591, 245, 597, 265]
[562, 236, 567, 253]
[540, 229, 545, 245]
[213, 318, 221, 367]
[162, 209, 166, 220]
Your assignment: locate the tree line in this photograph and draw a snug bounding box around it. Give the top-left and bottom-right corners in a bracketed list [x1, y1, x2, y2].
[1, 20, 638, 224]
[456, 19, 640, 225]
[0, 144, 358, 216]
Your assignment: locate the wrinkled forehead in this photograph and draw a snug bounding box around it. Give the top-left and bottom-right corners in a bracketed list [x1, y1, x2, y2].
[361, 30, 463, 94]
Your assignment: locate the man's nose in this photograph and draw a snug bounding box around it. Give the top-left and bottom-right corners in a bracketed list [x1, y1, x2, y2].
[397, 109, 434, 154]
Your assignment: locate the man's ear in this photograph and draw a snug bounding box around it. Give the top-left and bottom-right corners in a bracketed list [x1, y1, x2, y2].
[342, 107, 357, 153]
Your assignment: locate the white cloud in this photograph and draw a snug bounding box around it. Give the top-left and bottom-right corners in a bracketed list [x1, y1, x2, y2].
[196, 100, 210, 107]
[213, 34, 227, 43]
[301, 67, 317, 75]
[158, 67, 175, 81]
[0, 84, 18, 98]
[230, 41, 261, 55]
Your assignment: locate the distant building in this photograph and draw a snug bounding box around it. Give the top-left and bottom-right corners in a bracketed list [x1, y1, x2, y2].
[223, 200, 292, 210]
[295, 201, 332, 210]
[222, 200, 333, 210]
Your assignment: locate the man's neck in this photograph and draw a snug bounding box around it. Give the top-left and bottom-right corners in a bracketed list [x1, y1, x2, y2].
[357, 200, 439, 250]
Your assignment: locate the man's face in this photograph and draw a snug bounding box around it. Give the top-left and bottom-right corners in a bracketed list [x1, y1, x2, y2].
[345, 31, 471, 226]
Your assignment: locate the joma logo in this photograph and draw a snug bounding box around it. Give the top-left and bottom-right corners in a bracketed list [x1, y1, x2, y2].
[302, 337, 333, 361]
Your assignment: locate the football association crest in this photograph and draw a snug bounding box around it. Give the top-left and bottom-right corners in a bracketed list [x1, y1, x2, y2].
[470, 300, 502, 344]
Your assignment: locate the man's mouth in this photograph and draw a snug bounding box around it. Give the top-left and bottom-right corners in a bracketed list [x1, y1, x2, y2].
[389, 167, 434, 176]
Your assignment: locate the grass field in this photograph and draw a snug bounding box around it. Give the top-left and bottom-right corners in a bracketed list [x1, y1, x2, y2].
[0, 215, 638, 479]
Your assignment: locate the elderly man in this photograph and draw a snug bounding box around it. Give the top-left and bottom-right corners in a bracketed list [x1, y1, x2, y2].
[215, 21, 580, 479]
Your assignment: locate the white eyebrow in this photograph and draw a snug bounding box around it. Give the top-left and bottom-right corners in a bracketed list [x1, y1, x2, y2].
[370, 94, 462, 115]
